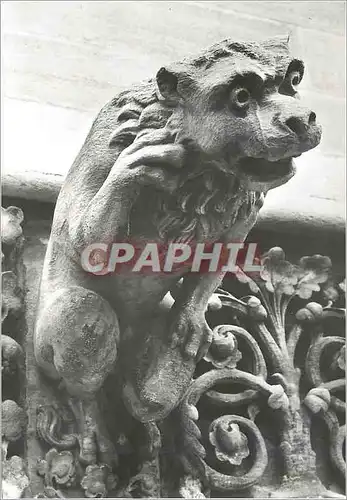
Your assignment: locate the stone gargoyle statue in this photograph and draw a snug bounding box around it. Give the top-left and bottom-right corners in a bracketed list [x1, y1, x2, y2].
[34, 37, 322, 469]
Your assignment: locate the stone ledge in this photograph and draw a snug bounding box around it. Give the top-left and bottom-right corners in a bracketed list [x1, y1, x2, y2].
[2, 160, 345, 234]
[2, 171, 62, 204]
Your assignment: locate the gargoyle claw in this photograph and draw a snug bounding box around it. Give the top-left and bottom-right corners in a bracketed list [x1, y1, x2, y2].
[170, 313, 213, 361]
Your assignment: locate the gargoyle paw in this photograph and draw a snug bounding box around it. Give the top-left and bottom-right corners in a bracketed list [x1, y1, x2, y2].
[170, 312, 213, 362]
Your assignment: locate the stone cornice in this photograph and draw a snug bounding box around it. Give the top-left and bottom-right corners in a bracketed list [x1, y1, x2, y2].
[2, 168, 345, 234]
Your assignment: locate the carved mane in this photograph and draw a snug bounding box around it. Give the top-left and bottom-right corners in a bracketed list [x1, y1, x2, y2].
[107, 38, 289, 241]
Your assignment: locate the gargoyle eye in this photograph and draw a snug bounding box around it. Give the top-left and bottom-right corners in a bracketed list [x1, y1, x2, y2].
[288, 70, 302, 88]
[230, 87, 251, 109]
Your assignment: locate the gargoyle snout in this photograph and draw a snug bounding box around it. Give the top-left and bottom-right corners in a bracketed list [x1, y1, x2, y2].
[280, 102, 322, 153]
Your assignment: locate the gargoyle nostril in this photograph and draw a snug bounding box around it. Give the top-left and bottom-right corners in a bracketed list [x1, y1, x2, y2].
[285, 117, 304, 136]
[308, 111, 316, 125]
[286, 112, 316, 136]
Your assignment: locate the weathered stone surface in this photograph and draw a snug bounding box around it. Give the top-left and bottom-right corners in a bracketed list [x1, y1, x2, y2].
[1, 33, 345, 499]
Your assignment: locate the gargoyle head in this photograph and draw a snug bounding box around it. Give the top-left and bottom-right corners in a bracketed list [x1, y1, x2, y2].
[156, 36, 322, 191]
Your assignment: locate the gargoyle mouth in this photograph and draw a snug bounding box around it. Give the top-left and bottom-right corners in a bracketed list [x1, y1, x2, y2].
[237, 156, 297, 190]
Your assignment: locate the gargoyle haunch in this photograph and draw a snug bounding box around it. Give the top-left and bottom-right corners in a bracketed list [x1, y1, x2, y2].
[34, 37, 322, 471]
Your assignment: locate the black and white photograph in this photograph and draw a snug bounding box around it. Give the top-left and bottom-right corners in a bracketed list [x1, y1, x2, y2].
[1, 1, 346, 498]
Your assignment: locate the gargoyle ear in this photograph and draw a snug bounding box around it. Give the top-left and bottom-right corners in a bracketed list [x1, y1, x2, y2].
[156, 67, 180, 101]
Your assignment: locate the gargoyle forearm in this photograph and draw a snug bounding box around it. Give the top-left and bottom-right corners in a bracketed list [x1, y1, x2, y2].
[69, 172, 139, 252]
[172, 271, 225, 314]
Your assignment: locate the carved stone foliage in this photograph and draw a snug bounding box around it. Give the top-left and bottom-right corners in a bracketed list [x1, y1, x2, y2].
[177, 248, 345, 498]
[34, 247, 345, 498]
[1, 206, 29, 498]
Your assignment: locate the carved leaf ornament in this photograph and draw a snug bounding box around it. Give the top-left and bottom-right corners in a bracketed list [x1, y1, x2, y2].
[177, 247, 345, 496]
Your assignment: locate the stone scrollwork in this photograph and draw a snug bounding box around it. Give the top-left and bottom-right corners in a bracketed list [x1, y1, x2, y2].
[26, 243, 345, 498]
[29, 247, 345, 498]
[177, 247, 345, 498]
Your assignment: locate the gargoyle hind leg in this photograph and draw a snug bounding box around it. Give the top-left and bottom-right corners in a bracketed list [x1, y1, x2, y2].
[34, 286, 119, 466]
